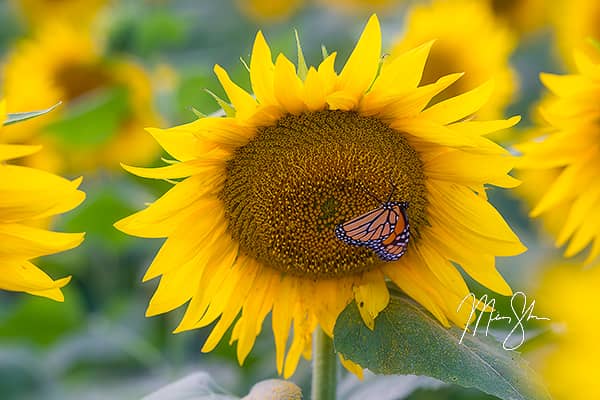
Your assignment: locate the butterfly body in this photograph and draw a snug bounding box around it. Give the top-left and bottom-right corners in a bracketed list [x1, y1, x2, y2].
[335, 200, 410, 261]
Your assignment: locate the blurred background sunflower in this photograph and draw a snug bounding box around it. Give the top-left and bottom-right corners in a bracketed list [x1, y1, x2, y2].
[0, 1, 594, 399]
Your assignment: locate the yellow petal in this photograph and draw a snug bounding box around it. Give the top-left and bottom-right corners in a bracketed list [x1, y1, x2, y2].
[415, 242, 470, 298]
[449, 116, 521, 136]
[201, 260, 261, 353]
[236, 268, 277, 364]
[146, 127, 215, 162]
[425, 150, 519, 188]
[337, 14, 381, 102]
[174, 249, 240, 332]
[122, 161, 220, 180]
[530, 157, 593, 217]
[339, 354, 364, 380]
[273, 54, 305, 114]
[250, 31, 276, 106]
[272, 275, 296, 375]
[353, 269, 389, 330]
[540, 72, 591, 97]
[361, 73, 463, 119]
[0, 223, 84, 259]
[214, 64, 257, 118]
[428, 182, 525, 254]
[557, 185, 600, 246]
[0, 144, 41, 161]
[370, 40, 435, 96]
[565, 212, 600, 257]
[426, 225, 513, 296]
[143, 205, 226, 281]
[0, 165, 85, 222]
[0, 260, 71, 301]
[421, 80, 496, 124]
[383, 255, 450, 327]
[114, 176, 223, 238]
[326, 90, 360, 111]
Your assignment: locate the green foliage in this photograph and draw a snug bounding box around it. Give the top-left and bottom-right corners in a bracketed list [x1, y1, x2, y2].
[61, 184, 135, 248]
[334, 294, 551, 400]
[44, 87, 130, 149]
[108, 7, 187, 57]
[0, 288, 84, 346]
[176, 73, 222, 121]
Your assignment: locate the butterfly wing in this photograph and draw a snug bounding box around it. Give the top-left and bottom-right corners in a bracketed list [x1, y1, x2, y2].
[370, 204, 410, 261]
[335, 206, 398, 246]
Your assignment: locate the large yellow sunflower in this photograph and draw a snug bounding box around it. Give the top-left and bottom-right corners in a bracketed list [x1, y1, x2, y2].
[533, 262, 600, 400]
[2, 22, 160, 174]
[517, 48, 600, 263]
[11, 0, 109, 29]
[391, 0, 517, 122]
[116, 15, 524, 377]
[485, 0, 549, 35]
[236, 0, 304, 22]
[316, 0, 402, 14]
[0, 100, 85, 301]
[552, 0, 600, 67]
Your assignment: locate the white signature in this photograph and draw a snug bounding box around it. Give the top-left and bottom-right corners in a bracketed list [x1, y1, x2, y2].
[457, 291, 550, 351]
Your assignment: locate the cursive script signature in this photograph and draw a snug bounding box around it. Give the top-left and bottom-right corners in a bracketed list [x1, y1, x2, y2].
[457, 291, 550, 350]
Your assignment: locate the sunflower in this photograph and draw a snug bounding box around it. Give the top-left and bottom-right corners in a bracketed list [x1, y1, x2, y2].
[0, 100, 85, 301]
[315, 0, 401, 14]
[485, 0, 549, 35]
[516, 48, 600, 263]
[552, 0, 600, 68]
[390, 0, 517, 122]
[533, 262, 600, 400]
[236, 0, 304, 22]
[11, 0, 109, 29]
[2, 22, 160, 174]
[116, 15, 524, 377]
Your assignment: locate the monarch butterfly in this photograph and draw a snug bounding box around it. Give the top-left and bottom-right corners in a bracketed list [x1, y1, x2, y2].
[334, 188, 410, 261]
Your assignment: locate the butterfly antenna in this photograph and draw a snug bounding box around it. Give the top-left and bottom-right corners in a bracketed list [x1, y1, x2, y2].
[386, 179, 399, 203]
[358, 184, 383, 205]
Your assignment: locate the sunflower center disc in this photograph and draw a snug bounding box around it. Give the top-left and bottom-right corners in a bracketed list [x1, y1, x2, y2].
[221, 110, 427, 278]
[53, 63, 111, 101]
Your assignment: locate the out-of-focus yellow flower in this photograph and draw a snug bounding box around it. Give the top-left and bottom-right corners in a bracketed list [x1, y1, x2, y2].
[534, 262, 600, 400]
[517, 48, 600, 264]
[552, 0, 600, 67]
[0, 100, 85, 301]
[485, 0, 549, 35]
[2, 22, 160, 174]
[116, 15, 524, 378]
[236, 0, 304, 22]
[391, 0, 517, 123]
[12, 0, 109, 29]
[316, 0, 401, 14]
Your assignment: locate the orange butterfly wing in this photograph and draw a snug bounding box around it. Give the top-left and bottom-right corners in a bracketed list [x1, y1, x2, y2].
[335, 202, 410, 261]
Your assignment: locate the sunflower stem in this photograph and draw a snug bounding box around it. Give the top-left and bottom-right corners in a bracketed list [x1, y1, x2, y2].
[312, 328, 337, 400]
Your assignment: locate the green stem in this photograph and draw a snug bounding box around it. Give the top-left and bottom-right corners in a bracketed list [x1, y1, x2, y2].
[311, 328, 337, 400]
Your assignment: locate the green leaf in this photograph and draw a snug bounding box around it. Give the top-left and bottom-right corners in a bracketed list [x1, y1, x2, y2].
[295, 30, 308, 81]
[205, 89, 235, 117]
[333, 295, 551, 400]
[143, 372, 238, 400]
[2, 102, 61, 125]
[44, 86, 130, 149]
[321, 45, 329, 60]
